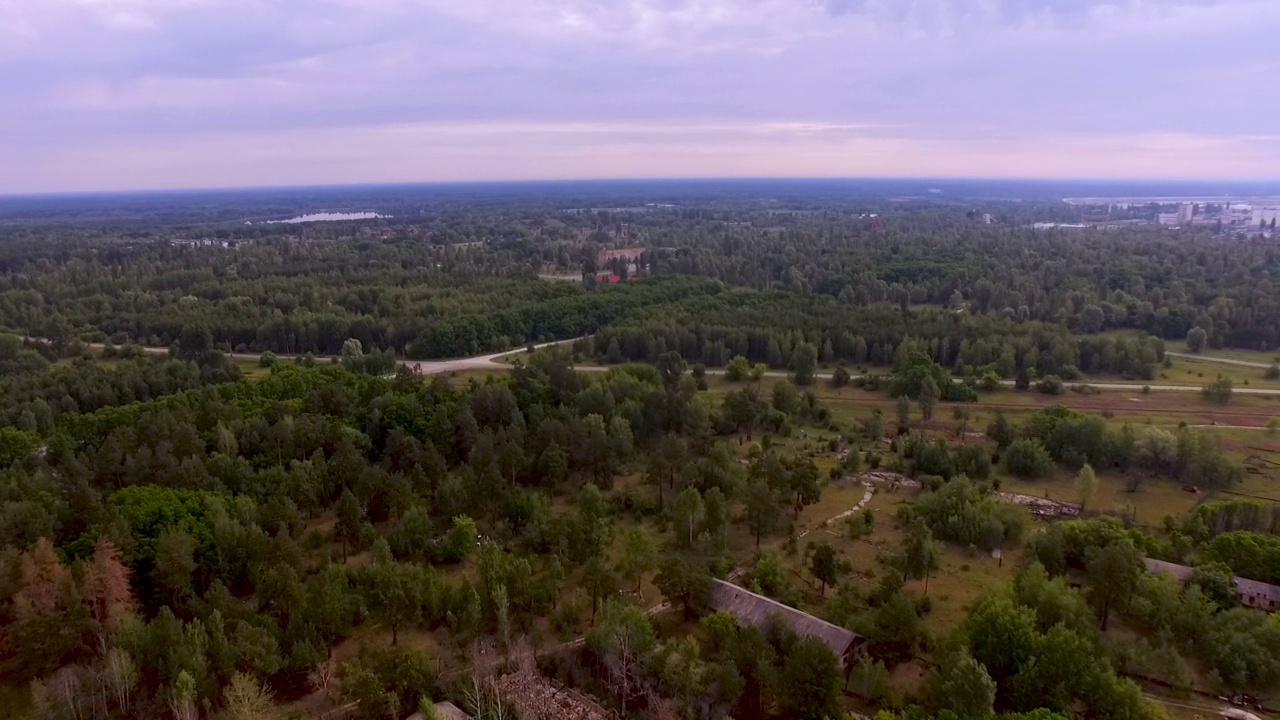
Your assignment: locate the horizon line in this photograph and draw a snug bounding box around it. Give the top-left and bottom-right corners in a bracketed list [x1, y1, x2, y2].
[5, 175, 1280, 201]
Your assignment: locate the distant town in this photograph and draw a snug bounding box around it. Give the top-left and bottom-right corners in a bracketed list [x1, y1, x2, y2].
[1039, 196, 1280, 237]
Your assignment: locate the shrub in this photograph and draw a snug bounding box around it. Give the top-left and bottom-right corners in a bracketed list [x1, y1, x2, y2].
[1036, 375, 1065, 395]
[1202, 375, 1233, 405]
[832, 365, 851, 388]
[1004, 439, 1054, 479]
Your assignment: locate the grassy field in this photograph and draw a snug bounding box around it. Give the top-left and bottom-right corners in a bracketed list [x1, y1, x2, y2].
[1152, 355, 1280, 390]
[1166, 339, 1280, 366]
[230, 355, 274, 379]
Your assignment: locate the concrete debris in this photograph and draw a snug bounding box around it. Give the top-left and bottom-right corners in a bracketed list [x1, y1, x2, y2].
[492, 667, 617, 720]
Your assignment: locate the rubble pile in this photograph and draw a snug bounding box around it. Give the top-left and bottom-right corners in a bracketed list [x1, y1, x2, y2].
[995, 492, 1082, 519]
[492, 668, 616, 720]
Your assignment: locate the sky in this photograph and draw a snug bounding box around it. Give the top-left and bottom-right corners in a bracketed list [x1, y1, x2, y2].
[2, 0, 1279, 193]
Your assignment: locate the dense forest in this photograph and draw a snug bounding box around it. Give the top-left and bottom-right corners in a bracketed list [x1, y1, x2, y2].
[3, 194, 1279, 360]
[4, 189, 1280, 720]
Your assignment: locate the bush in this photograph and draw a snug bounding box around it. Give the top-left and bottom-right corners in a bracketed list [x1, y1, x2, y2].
[831, 365, 851, 388]
[919, 474, 946, 491]
[904, 477, 1028, 550]
[1202, 375, 1233, 404]
[340, 646, 439, 720]
[846, 510, 875, 539]
[1004, 439, 1054, 478]
[725, 355, 751, 381]
[1036, 375, 1065, 395]
[1015, 368, 1032, 390]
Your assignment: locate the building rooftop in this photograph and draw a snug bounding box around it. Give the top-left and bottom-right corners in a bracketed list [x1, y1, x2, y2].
[709, 579, 863, 659]
[1144, 558, 1194, 583]
[1144, 558, 1280, 605]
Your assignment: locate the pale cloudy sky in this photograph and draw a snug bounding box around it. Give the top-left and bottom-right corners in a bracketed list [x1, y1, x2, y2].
[2, 0, 1279, 193]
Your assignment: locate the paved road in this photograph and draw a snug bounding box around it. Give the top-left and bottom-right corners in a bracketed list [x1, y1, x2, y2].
[33, 335, 581, 375]
[33, 335, 1280, 395]
[1166, 351, 1274, 369]
[400, 338, 579, 375]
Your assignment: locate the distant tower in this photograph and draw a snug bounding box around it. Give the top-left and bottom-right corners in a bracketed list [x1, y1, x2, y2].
[1177, 203, 1195, 225]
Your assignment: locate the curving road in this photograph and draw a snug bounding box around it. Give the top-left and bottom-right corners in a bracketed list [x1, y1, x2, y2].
[401, 338, 580, 375]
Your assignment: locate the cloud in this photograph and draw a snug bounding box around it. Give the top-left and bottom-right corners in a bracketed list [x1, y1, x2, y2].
[1, 0, 1278, 191]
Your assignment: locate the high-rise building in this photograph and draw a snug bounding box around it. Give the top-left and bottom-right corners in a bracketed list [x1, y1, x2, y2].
[1177, 203, 1195, 225]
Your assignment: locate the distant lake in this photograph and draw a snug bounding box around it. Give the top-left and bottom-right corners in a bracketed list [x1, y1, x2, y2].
[255, 211, 386, 224]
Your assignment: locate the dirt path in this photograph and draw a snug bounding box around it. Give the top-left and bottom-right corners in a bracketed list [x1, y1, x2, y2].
[1166, 351, 1273, 369]
[798, 482, 875, 540]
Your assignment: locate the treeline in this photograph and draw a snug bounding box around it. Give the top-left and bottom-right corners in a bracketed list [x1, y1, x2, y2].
[984, 405, 1244, 488]
[589, 290, 1164, 379]
[405, 276, 715, 359]
[0, 334, 240, 435]
[7, 201, 1280, 371]
[648, 218, 1280, 350]
[0, 228, 714, 359]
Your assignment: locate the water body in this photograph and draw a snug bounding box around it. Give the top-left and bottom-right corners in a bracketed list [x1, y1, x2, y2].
[268, 211, 384, 223]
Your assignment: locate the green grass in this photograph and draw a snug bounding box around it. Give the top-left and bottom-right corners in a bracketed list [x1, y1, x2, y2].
[231, 356, 273, 380]
[1166, 339, 1280, 366]
[768, 481, 1023, 637]
[1152, 356, 1280, 390]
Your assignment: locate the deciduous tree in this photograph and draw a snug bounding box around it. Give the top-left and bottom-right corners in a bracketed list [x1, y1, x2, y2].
[808, 542, 850, 597]
[1085, 539, 1143, 631]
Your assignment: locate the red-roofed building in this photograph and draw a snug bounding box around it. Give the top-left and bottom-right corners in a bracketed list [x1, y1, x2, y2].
[597, 247, 645, 265]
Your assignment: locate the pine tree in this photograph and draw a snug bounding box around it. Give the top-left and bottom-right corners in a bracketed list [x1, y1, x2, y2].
[12, 538, 86, 676]
[615, 525, 659, 593]
[745, 479, 781, 548]
[919, 377, 941, 421]
[334, 489, 365, 561]
[83, 536, 136, 655]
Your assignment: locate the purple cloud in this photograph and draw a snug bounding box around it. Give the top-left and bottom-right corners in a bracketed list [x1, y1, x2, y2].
[2, 0, 1278, 192]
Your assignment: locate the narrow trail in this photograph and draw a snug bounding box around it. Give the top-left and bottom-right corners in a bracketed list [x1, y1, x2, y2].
[798, 482, 875, 540]
[1166, 351, 1274, 369]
